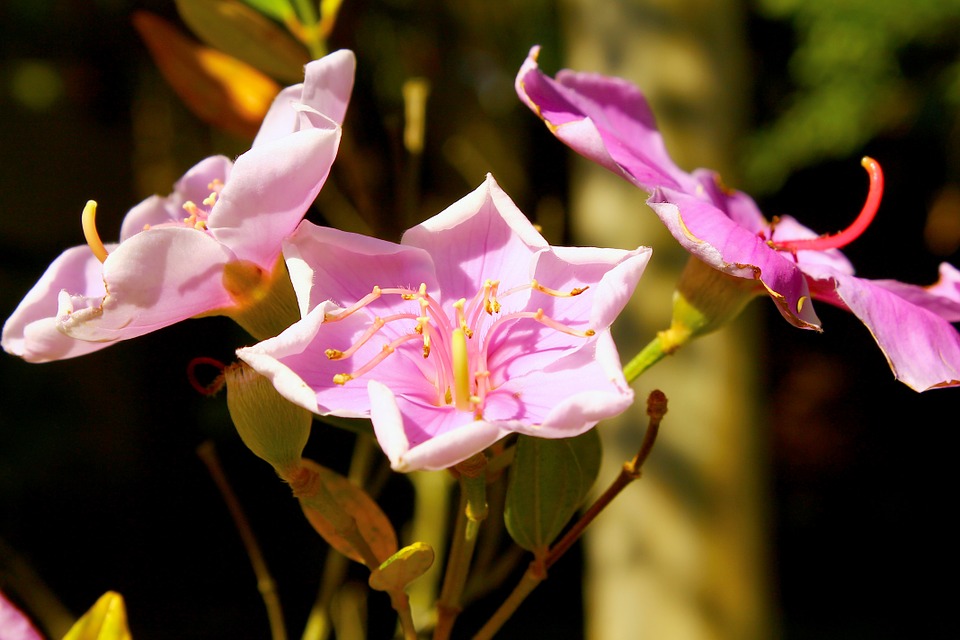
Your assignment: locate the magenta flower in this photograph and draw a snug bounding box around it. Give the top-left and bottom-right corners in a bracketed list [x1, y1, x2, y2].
[237, 175, 649, 471]
[517, 47, 960, 391]
[2, 50, 356, 362]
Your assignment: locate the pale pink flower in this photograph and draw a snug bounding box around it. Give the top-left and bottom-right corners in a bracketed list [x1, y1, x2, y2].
[3, 50, 356, 362]
[238, 175, 650, 471]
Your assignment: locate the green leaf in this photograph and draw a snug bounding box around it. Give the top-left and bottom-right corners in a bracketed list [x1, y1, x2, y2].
[175, 0, 309, 83]
[299, 458, 399, 564]
[368, 542, 435, 592]
[504, 431, 602, 553]
[62, 592, 132, 640]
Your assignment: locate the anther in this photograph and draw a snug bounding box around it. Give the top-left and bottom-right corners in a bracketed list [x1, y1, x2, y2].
[771, 157, 884, 252]
[81, 200, 109, 263]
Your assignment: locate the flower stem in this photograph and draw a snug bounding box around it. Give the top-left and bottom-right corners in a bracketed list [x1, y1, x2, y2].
[197, 441, 287, 640]
[471, 558, 546, 640]
[434, 455, 488, 640]
[291, 0, 325, 59]
[622, 333, 670, 383]
[473, 391, 668, 639]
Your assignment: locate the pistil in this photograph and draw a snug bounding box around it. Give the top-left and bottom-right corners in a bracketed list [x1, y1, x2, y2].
[770, 157, 884, 253]
[81, 200, 109, 263]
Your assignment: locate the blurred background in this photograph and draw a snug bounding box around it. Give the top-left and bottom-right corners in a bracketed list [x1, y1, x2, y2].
[1, 0, 958, 638]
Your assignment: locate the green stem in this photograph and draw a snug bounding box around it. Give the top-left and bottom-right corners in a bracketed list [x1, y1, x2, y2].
[622, 333, 672, 384]
[198, 441, 287, 640]
[291, 0, 324, 59]
[434, 455, 488, 640]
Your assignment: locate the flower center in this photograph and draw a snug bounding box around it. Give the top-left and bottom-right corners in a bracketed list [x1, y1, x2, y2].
[323, 279, 595, 414]
[80, 180, 226, 263]
[179, 179, 224, 231]
[768, 156, 884, 253]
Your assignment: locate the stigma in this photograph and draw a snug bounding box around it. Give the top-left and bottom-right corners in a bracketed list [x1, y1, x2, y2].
[323, 279, 594, 414]
[769, 157, 884, 253]
[81, 200, 109, 263]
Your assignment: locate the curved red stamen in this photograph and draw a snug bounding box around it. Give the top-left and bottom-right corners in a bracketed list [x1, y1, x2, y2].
[772, 157, 884, 252]
[187, 356, 227, 396]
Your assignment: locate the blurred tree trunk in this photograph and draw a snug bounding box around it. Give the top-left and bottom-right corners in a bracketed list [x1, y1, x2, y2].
[558, 1, 778, 638]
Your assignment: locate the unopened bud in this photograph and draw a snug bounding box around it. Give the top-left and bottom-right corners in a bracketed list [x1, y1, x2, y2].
[225, 361, 312, 478]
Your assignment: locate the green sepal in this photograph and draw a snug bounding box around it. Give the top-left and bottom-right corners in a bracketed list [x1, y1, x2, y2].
[368, 542, 435, 593]
[175, 0, 309, 83]
[62, 592, 132, 640]
[504, 430, 602, 553]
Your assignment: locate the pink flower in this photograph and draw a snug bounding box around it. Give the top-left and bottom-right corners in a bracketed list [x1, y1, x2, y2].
[517, 46, 960, 391]
[0, 591, 43, 640]
[238, 175, 650, 471]
[2, 50, 356, 362]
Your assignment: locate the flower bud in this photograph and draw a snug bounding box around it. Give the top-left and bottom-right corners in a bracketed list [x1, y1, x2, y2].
[225, 361, 312, 477]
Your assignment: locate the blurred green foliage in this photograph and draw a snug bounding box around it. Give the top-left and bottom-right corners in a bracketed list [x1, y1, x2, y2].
[745, 0, 960, 192]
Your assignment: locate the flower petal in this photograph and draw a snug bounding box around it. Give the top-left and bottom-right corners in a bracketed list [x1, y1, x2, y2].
[58, 227, 236, 343]
[208, 124, 341, 267]
[2, 245, 113, 362]
[369, 380, 507, 471]
[866, 262, 960, 322]
[283, 220, 439, 319]
[401, 174, 548, 303]
[803, 265, 960, 391]
[648, 186, 821, 329]
[489, 332, 634, 436]
[516, 46, 694, 193]
[253, 50, 356, 148]
[120, 156, 233, 241]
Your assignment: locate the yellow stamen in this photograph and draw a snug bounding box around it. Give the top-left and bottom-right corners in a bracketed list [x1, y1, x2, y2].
[81, 200, 109, 263]
[451, 328, 472, 411]
[532, 279, 589, 297]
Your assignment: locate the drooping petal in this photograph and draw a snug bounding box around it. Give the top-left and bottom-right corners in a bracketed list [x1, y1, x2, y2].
[516, 46, 695, 193]
[119, 155, 234, 240]
[803, 264, 960, 391]
[401, 174, 548, 303]
[208, 124, 341, 267]
[865, 262, 960, 322]
[253, 50, 356, 148]
[58, 227, 236, 343]
[283, 220, 438, 318]
[2, 245, 113, 362]
[648, 186, 821, 329]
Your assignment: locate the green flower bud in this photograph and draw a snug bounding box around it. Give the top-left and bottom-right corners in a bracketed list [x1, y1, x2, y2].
[225, 361, 312, 477]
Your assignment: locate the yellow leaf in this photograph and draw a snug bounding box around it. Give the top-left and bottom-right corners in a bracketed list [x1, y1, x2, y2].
[132, 11, 280, 139]
[175, 0, 309, 83]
